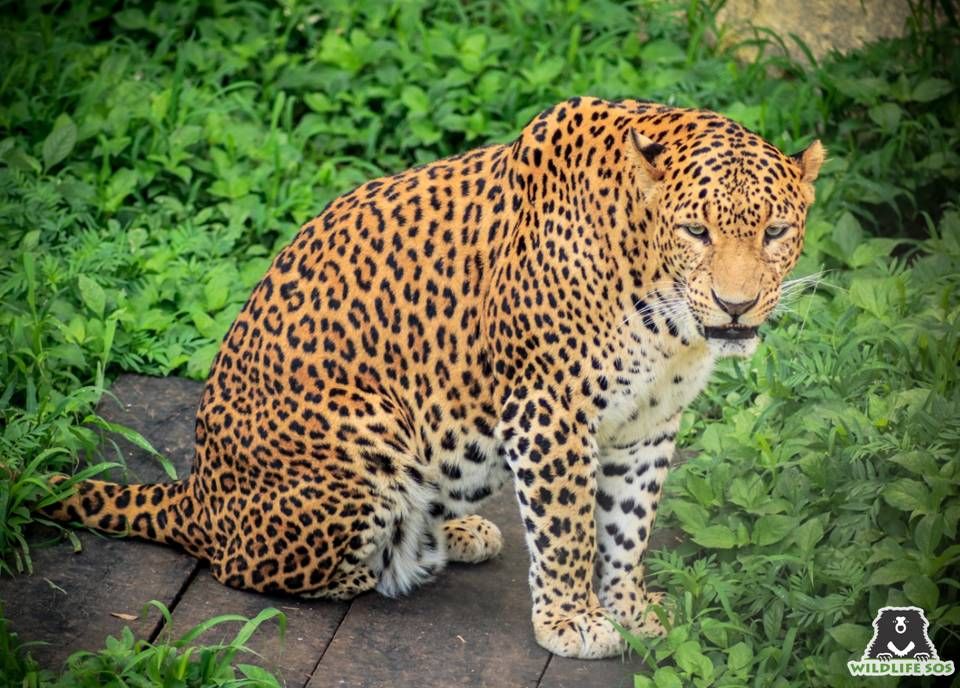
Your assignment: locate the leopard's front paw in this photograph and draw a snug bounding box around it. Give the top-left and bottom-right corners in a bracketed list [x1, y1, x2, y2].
[533, 606, 625, 659]
[601, 588, 670, 637]
[626, 590, 669, 636]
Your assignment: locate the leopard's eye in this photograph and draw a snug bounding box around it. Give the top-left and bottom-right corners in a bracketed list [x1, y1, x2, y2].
[680, 223, 709, 241]
[765, 223, 791, 240]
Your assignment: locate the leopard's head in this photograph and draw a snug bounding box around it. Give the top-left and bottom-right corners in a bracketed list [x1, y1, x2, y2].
[630, 120, 824, 358]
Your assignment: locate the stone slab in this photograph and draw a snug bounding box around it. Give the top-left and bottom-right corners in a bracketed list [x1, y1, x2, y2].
[0, 375, 201, 669]
[309, 488, 550, 688]
[167, 570, 349, 688]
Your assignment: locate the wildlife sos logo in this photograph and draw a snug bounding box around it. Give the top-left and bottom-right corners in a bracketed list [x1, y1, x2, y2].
[847, 606, 954, 677]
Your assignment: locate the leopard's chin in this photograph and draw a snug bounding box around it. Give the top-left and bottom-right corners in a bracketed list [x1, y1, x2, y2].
[706, 334, 759, 359]
[693, 322, 761, 358]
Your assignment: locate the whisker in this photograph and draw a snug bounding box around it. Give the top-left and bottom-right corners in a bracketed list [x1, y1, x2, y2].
[619, 276, 692, 329]
[621, 296, 688, 328]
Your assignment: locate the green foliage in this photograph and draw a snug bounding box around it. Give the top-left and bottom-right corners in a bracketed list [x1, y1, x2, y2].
[0, 0, 957, 685]
[635, 209, 960, 687]
[0, 602, 285, 687]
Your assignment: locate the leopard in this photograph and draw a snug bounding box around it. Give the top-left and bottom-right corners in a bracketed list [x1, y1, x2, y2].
[44, 97, 824, 659]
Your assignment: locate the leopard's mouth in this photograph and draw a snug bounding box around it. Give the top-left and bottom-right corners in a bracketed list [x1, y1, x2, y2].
[703, 326, 758, 340]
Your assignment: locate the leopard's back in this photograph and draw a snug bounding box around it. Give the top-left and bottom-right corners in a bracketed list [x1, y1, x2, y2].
[194, 141, 516, 594]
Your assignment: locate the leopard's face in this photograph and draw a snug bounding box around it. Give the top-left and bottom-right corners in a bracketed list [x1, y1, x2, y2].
[632, 129, 825, 358]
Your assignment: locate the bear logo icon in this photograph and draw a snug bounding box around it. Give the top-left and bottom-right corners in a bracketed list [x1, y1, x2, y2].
[862, 606, 938, 662]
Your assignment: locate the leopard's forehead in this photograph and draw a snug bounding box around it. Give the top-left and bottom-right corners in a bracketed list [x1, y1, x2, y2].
[638, 127, 805, 235]
[666, 129, 796, 190]
[527, 97, 807, 221]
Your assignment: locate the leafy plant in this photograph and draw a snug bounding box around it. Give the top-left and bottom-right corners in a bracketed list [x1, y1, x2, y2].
[632, 208, 960, 687]
[0, 602, 285, 688]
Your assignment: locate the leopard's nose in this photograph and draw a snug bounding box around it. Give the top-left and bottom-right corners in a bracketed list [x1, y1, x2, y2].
[711, 290, 759, 317]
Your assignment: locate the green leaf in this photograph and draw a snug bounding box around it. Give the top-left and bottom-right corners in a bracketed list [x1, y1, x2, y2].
[21, 230, 40, 251]
[522, 57, 565, 87]
[727, 641, 753, 673]
[762, 600, 784, 640]
[914, 514, 943, 556]
[939, 607, 960, 629]
[849, 276, 898, 318]
[828, 75, 889, 104]
[78, 275, 106, 317]
[791, 517, 825, 553]
[665, 624, 689, 651]
[883, 478, 929, 513]
[132, 309, 174, 332]
[674, 640, 712, 678]
[943, 504, 960, 540]
[318, 31, 361, 72]
[722, 101, 763, 131]
[867, 103, 901, 132]
[113, 9, 149, 30]
[828, 624, 871, 653]
[83, 417, 177, 480]
[670, 499, 708, 531]
[237, 664, 281, 686]
[104, 167, 139, 213]
[204, 269, 234, 312]
[634, 676, 654, 688]
[890, 451, 939, 476]
[187, 343, 220, 378]
[400, 85, 430, 115]
[2, 146, 42, 173]
[700, 617, 728, 648]
[190, 310, 221, 340]
[303, 92, 334, 113]
[641, 39, 685, 65]
[686, 474, 714, 506]
[43, 113, 77, 170]
[753, 514, 798, 546]
[459, 32, 487, 72]
[209, 176, 250, 199]
[409, 118, 442, 145]
[849, 238, 900, 268]
[910, 78, 953, 103]
[64, 316, 86, 344]
[831, 211, 864, 258]
[868, 559, 917, 586]
[690, 525, 736, 549]
[904, 576, 939, 611]
[653, 666, 682, 688]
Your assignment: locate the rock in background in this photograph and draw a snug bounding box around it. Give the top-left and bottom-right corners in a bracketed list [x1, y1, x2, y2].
[717, 0, 920, 62]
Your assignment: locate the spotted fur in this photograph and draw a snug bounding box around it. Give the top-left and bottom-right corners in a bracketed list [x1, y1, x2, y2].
[44, 98, 823, 659]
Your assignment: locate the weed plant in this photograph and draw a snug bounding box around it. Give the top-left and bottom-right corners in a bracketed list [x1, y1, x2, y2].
[0, 0, 957, 685]
[0, 602, 286, 687]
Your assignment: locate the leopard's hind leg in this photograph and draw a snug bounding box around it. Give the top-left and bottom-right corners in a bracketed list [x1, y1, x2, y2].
[304, 563, 378, 600]
[202, 388, 457, 599]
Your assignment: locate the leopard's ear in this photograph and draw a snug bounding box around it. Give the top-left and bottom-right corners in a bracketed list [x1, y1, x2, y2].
[628, 129, 665, 195]
[791, 140, 825, 183]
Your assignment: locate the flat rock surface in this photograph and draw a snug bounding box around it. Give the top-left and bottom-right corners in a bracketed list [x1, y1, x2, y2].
[1, 374, 682, 687]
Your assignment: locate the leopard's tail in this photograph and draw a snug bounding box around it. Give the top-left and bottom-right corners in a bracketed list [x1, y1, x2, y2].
[41, 474, 209, 556]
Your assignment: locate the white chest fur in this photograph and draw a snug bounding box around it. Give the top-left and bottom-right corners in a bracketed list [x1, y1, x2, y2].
[597, 337, 714, 447]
